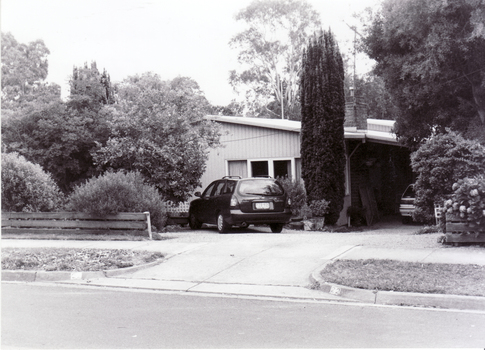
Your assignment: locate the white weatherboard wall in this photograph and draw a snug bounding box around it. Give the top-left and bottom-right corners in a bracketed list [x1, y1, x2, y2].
[198, 117, 301, 192]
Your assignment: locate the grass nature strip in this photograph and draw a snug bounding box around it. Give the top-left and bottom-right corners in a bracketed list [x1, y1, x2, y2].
[1, 248, 164, 272]
[320, 259, 485, 297]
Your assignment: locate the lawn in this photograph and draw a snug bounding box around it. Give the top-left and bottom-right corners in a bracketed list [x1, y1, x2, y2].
[320, 259, 485, 297]
[1, 248, 164, 272]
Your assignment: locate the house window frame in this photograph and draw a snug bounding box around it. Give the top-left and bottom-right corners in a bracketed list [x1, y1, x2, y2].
[226, 157, 297, 179]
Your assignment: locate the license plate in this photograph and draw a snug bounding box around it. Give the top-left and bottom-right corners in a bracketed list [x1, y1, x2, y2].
[254, 202, 271, 210]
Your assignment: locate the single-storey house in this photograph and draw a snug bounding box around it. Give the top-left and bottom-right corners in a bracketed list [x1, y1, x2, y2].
[197, 108, 413, 226]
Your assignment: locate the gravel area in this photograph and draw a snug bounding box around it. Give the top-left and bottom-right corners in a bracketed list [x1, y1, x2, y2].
[161, 216, 484, 252]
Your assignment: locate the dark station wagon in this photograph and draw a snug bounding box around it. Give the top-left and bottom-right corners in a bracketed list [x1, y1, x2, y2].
[188, 176, 292, 233]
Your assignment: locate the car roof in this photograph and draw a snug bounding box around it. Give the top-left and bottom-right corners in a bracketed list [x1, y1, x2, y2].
[221, 176, 274, 180]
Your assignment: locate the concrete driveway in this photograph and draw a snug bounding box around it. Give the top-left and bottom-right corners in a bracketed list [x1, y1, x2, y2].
[122, 235, 355, 287]
[116, 221, 417, 287]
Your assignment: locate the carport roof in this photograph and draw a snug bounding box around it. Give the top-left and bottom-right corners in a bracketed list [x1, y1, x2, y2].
[206, 115, 400, 146]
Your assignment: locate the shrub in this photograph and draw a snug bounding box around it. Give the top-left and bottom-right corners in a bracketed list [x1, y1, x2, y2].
[1, 152, 63, 212]
[277, 177, 307, 216]
[443, 175, 485, 227]
[411, 131, 485, 223]
[66, 171, 167, 229]
[309, 199, 330, 217]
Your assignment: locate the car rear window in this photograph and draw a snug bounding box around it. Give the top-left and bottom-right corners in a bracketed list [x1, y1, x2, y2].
[238, 179, 284, 196]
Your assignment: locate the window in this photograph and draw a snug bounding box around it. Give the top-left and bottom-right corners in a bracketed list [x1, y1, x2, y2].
[273, 160, 291, 178]
[251, 161, 269, 177]
[224, 181, 236, 194]
[213, 181, 226, 196]
[238, 179, 284, 196]
[228, 160, 248, 178]
[202, 182, 216, 198]
[228, 158, 297, 179]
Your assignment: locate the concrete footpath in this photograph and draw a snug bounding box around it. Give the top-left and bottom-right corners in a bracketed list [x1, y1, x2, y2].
[2, 238, 485, 311]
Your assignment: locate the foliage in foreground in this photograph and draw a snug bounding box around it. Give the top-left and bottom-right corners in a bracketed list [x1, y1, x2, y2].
[66, 171, 166, 229]
[1, 248, 163, 271]
[410, 131, 485, 223]
[1, 152, 64, 212]
[444, 175, 485, 226]
[321, 259, 485, 297]
[277, 177, 307, 216]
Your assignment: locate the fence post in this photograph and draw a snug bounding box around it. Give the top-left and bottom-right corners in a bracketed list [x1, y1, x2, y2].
[144, 212, 152, 240]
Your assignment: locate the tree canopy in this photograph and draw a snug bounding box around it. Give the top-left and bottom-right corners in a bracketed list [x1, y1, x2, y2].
[93, 73, 221, 202]
[1, 32, 61, 114]
[229, 0, 321, 120]
[68, 61, 115, 111]
[1, 32, 49, 96]
[1, 34, 113, 192]
[362, 0, 485, 148]
[300, 29, 346, 225]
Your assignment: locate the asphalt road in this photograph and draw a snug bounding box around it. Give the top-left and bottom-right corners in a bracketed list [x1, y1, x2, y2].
[3, 283, 485, 349]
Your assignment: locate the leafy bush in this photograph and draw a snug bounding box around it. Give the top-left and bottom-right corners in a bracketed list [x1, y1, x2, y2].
[277, 177, 307, 216]
[411, 131, 485, 223]
[309, 199, 330, 217]
[1, 152, 64, 212]
[66, 171, 167, 229]
[444, 175, 485, 226]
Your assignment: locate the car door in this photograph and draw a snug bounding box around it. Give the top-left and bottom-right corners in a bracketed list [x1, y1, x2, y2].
[206, 180, 227, 224]
[197, 181, 217, 224]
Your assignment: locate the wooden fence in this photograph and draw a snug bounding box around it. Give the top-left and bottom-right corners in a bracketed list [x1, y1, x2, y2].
[2, 212, 152, 239]
[445, 213, 485, 245]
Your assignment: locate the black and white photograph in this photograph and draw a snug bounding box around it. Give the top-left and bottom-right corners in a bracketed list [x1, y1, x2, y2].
[2, 0, 485, 348]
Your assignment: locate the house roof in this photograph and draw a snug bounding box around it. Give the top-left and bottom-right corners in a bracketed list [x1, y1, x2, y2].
[207, 115, 301, 132]
[206, 115, 400, 146]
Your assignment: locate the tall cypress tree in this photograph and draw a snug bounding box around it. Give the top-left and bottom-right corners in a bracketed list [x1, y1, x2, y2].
[300, 29, 346, 225]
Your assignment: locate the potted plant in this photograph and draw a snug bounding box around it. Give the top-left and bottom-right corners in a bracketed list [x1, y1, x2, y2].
[308, 199, 330, 230]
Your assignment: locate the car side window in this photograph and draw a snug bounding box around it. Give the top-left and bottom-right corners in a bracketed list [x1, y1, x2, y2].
[225, 181, 236, 194]
[213, 181, 226, 197]
[202, 182, 216, 198]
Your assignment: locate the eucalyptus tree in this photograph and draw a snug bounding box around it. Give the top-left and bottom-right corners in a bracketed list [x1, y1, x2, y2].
[229, 0, 321, 120]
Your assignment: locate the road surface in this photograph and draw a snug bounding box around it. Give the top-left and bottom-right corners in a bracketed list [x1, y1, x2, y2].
[3, 283, 485, 348]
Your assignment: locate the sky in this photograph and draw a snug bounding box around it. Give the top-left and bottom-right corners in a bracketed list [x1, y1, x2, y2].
[1, 0, 381, 106]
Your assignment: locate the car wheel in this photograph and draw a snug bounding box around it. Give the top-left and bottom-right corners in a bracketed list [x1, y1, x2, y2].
[401, 216, 411, 225]
[217, 213, 230, 233]
[189, 212, 202, 230]
[270, 223, 284, 233]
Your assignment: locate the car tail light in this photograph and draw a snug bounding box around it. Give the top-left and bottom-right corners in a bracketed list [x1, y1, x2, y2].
[230, 196, 239, 208]
[286, 197, 291, 207]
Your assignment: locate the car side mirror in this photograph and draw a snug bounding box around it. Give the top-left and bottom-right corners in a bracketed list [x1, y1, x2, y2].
[194, 191, 202, 197]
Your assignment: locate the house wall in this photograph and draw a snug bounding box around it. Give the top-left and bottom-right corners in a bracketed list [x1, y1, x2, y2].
[199, 121, 301, 191]
[195, 117, 412, 227]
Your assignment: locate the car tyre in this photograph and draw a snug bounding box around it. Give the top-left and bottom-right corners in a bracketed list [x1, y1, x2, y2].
[270, 223, 284, 233]
[217, 213, 230, 233]
[189, 212, 202, 230]
[401, 216, 411, 225]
